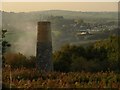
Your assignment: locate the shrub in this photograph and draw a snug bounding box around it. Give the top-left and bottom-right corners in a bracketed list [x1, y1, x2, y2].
[4, 53, 36, 68]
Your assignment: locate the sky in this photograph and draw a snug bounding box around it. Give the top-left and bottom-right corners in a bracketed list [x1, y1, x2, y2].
[1, 2, 118, 12]
[1, 0, 119, 2]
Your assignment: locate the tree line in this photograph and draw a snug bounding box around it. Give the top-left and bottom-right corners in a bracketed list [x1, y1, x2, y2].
[3, 31, 120, 72]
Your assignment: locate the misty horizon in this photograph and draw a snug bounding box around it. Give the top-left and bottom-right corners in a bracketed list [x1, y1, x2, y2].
[0, 9, 118, 13]
[2, 2, 117, 12]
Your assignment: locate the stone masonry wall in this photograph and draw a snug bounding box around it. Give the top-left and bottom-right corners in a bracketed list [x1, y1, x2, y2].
[36, 22, 53, 72]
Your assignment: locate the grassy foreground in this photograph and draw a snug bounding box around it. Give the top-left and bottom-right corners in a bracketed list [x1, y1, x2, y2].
[2, 67, 120, 88]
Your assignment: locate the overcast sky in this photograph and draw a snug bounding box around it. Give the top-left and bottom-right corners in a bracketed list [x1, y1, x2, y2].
[2, 2, 118, 12]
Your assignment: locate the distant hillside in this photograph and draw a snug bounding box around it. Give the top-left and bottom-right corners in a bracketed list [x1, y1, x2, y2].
[1, 10, 118, 55]
[36, 10, 118, 20]
[2, 10, 118, 21]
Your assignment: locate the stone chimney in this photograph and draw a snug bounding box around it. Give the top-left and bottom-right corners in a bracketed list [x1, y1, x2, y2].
[36, 21, 53, 72]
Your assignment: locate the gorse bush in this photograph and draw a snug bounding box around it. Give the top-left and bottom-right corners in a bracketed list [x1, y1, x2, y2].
[4, 53, 36, 68]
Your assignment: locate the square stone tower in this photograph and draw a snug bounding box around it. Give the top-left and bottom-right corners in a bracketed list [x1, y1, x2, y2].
[36, 21, 53, 72]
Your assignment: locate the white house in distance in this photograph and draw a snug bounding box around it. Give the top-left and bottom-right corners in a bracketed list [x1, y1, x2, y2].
[76, 30, 92, 36]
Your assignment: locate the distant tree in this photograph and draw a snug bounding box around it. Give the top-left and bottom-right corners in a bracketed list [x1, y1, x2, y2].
[53, 35, 119, 72]
[71, 57, 87, 72]
[2, 29, 11, 67]
[53, 44, 72, 72]
[94, 35, 120, 71]
[75, 19, 84, 25]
